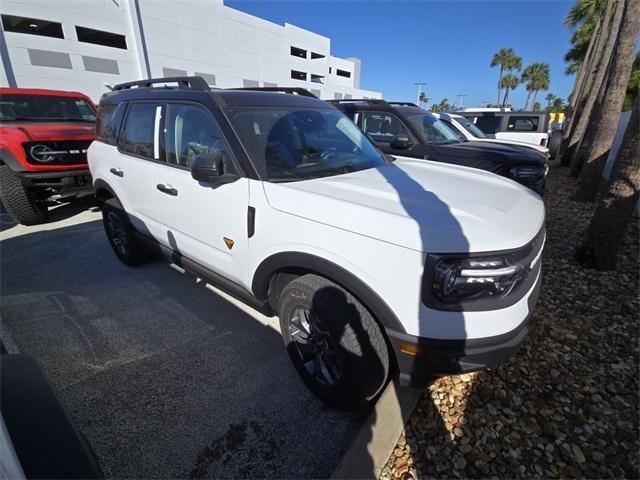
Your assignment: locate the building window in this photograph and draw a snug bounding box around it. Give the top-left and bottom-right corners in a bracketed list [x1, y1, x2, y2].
[243, 79, 259, 88]
[76, 26, 127, 49]
[1, 15, 64, 39]
[163, 67, 187, 77]
[310, 74, 324, 84]
[195, 72, 216, 86]
[263, 82, 278, 88]
[290, 46, 307, 59]
[28, 49, 72, 69]
[82, 56, 119, 74]
[291, 70, 306, 81]
[310, 89, 321, 98]
[310, 52, 325, 59]
[334, 93, 343, 100]
[336, 69, 351, 78]
[344, 94, 352, 100]
[329, 67, 332, 74]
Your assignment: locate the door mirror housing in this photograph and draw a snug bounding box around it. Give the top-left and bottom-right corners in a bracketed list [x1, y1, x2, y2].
[390, 134, 413, 150]
[191, 152, 224, 183]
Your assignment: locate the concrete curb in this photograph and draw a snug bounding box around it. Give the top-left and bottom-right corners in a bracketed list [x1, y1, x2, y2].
[331, 380, 422, 479]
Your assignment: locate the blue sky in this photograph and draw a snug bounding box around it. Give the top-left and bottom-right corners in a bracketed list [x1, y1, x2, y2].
[226, 0, 577, 108]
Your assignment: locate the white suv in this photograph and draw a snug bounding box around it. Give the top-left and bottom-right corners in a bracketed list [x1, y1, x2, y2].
[88, 77, 545, 410]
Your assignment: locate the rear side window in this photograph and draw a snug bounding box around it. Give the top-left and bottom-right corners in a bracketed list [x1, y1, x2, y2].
[507, 116, 540, 132]
[472, 116, 501, 134]
[165, 103, 235, 172]
[362, 112, 410, 143]
[118, 103, 160, 160]
[96, 102, 125, 145]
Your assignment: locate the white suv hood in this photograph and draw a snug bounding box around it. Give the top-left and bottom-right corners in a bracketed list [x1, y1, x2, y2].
[263, 158, 545, 253]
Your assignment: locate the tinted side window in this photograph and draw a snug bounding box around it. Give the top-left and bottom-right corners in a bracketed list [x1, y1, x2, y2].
[441, 119, 466, 140]
[165, 103, 235, 172]
[96, 102, 125, 145]
[118, 103, 159, 159]
[362, 112, 410, 143]
[507, 116, 539, 132]
[473, 116, 501, 134]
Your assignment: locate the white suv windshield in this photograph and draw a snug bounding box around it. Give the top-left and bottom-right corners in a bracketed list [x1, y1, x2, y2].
[406, 114, 461, 145]
[456, 117, 488, 138]
[226, 107, 387, 181]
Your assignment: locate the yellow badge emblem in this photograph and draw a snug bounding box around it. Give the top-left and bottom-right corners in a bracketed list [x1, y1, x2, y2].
[223, 237, 234, 250]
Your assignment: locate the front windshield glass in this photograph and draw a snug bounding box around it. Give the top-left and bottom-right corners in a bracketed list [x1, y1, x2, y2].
[226, 107, 387, 181]
[456, 116, 488, 138]
[0, 94, 96, 123]
[406, 114, 461, 145]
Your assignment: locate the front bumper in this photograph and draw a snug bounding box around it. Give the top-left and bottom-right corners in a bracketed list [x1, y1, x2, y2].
[18, 169, 93, 199]
[388, 270, 541, 388]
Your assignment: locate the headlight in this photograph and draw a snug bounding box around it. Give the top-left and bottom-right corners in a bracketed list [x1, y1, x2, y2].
[510, 166, 545, 180]
[423, 228, 545, 311]
[432, 255, 526, 303]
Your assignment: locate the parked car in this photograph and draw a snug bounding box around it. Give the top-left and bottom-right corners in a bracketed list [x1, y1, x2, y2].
[89, 77, 545, 410]
[331, 100, 547, 195]
[0, 88, 96, 225]
[435, 112, 550, 158]
[454, 108, 549, 148]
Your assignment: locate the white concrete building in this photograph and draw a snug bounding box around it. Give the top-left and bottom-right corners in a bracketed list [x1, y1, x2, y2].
[0, 0, 381, 102]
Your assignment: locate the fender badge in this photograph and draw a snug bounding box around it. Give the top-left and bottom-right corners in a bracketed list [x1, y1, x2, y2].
[223, 237, 234, 250]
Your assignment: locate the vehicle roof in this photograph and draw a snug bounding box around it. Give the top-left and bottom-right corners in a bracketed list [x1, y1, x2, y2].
[456, 110, 546, 116]
[332, 101, 426, 115]
[0, 88, 92, 100]
[100, 87, 333, 110]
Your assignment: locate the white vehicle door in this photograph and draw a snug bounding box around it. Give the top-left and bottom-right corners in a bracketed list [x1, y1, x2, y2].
[114, 101, 165, 235]
[152, 102, 250, 286]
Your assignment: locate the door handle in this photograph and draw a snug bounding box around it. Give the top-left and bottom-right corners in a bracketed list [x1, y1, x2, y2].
[110, 167, 124, 177]
[156, 183, 178, 196]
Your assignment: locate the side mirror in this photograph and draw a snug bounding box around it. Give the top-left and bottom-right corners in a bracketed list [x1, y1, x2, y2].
[390, 134, 412, 149]
[191, 152, 224, 183]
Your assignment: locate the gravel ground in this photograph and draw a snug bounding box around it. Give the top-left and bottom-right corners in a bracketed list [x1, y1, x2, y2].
[382, 163, 640, 479]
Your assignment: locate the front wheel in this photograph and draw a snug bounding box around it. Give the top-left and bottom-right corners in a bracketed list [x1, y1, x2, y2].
[0, 165, 48, 225]
[278, 274, 390, 411]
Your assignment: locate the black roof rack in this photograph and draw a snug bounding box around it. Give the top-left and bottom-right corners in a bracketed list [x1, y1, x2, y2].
[328, 98, 388, 105]
[112, 76, 210, 91]
[388, 101, 419, 107]
[229, 87, 318, 98]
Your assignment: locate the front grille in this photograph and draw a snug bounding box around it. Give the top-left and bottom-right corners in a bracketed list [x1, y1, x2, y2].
[23, 140, 92, 166]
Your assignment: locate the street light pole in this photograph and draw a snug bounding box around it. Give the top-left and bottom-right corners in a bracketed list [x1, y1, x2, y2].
[415, 82, 427, 106]
[456, 94, 467, 109]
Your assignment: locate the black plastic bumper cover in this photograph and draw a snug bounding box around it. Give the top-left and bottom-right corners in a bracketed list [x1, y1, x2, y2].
[18, 169, 93, 197]
[389, 271, 541, 388]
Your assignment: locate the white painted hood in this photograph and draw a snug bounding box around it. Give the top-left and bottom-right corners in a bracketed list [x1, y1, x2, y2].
[263, 158, 545, 253]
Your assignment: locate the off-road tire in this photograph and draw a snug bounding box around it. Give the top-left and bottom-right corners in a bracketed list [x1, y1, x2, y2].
[278, 274, 390, 411]
[0, 165, 48, 225]
[101, 201, 152, 266]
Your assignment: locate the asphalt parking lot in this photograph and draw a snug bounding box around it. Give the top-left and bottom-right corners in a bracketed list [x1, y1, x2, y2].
[0, 199, 360, 478]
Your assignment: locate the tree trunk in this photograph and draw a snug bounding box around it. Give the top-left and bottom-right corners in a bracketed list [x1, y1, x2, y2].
[572, 0, 640, 199]
[560, 0, 614, 165]
[497, 66, 503, 106]
[576, 94, 640, 270]
[524, 90, 532, 110]
[532, 90, 539, 108]
[503, 87, 510, 107]
[565, 0, 624, 168]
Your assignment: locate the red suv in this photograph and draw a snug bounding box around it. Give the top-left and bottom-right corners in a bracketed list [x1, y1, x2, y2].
[0, 88, 96, 225]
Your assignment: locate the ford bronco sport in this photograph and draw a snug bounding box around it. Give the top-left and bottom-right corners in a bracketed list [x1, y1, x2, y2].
[88, 77, 545, 410]
[0, 88, 96, 225]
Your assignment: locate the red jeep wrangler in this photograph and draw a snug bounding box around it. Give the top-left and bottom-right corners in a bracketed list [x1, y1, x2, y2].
[0, 88, 96, 225]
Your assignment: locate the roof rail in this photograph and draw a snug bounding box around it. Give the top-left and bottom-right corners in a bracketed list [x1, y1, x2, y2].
[112, 76, 210, 91]
[388, 101, 419, 107]
[328, 98, 388, 105]
[229, 87, 318, 98]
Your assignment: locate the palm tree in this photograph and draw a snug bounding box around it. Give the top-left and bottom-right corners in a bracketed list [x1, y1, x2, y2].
[532, 102, 541, 112]
[576, 94, 639, 269]
[545, 93, 557, 109]
[521, 63, 551, 110]
[491, 48, 522, 107]
[500, 74, 520, 107]
[553, 97, 565, 113]
[572, 0, 640, 200]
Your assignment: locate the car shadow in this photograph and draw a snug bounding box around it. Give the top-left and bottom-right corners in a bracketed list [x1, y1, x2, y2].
[0, 220, 361, 479]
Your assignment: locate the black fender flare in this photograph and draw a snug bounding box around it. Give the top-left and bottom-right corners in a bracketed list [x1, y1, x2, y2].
[251, 251, 406, 333]
[0, 148, 26, 172]
[92, 179, 124, 210]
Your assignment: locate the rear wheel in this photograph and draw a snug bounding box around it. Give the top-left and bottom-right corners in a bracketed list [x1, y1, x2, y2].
[0, 165, 48, 225]
[101, 202, 152, 266]
[278, 274, 390, 411]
